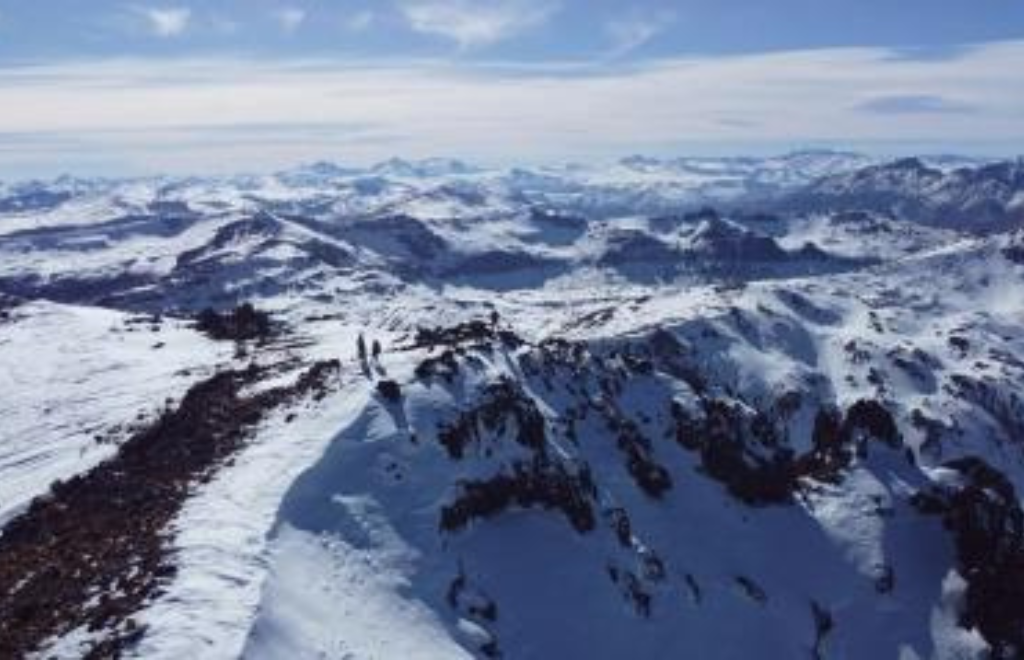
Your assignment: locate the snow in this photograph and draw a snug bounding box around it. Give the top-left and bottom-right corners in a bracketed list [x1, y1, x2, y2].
[236, 316, 983, 658]
[246, 521, 473, 660]
[0, 211, 241, 281]
[0, 300, 229, 527]
[2, 152, 1023, 658]
[128, 328, 372, 659]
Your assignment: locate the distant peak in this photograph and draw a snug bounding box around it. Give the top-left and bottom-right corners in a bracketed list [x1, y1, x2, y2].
[783, 148, 859, 158]
[285, 161, 359, 179]
[620, 155, 663, 169]
[887, 157, 932, 172]
[371, 157, 478, 177]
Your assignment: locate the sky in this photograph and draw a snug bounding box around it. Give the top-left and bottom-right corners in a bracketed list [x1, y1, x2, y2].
[0, 0, 1022, 177]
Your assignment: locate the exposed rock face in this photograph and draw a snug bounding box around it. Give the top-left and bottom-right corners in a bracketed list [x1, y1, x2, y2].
[376, 379, 403, 402]
[437, 379, 547, 460]
[1005, 230, 1024, 264]
[440, 456, 597, 534]
[673, 398, 798, 505]
[842, 399, 902, 448]
[0, 360, 339, 658]
[673, 396, 903, 505]
[412, 320, 520, 351]
[194, 303, 273, 342]
[914, 458, 1024, 659]
[614, 418, 673, 498]
[377, 317, 1024, 657]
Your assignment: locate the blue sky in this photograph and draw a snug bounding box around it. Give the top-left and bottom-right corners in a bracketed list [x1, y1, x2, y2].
[1, 1, 1022, 60]
[0, 1, 1022, 176]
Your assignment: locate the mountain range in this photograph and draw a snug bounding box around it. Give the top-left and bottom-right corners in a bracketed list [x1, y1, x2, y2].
[0, 151, 1023, 659]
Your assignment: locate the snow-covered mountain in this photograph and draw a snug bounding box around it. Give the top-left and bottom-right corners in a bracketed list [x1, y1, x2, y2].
[779, 158, 1024, 233]
[1, 152, 1023, 659]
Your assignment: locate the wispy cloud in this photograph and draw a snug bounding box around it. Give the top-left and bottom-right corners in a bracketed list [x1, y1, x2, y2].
[399, 0, 557, 49]
[273, 7, 306, 34]
[605, 10, 674, 58]
[132, 6, 192, 38]
[856, 94, 977, 115]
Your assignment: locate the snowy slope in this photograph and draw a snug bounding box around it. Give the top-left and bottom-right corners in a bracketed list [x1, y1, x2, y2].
[236, 236, 1023, 659]
[0, 300, 230, 527]
[0, 152, 1023, 659]
[780, 158, 1024, 233]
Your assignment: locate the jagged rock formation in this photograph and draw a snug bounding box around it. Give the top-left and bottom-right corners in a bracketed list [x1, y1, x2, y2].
[914, 458, 1024, 659]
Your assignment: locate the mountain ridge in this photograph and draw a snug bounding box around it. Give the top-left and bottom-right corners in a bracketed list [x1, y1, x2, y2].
[1, 152, 1023, 659]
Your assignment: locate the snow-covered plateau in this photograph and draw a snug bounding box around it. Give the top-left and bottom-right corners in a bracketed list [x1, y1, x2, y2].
[1, 152, 1023, 659]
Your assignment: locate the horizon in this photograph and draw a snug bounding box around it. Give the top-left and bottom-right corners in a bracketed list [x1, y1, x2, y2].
[2, 147, 1022, 185]
[0, 2, 1022, 177]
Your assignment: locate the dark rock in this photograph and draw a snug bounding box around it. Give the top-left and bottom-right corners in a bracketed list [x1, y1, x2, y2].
[0, 359, 339, 657]
[440, 456, 596, 534]
[437, 379, 546, 460]
[194, 303, 273, 342]
[842, 399, 901, 448]
[412, 320, 523, 351]
[376, 380, 402, 402]
[735, 575, 768, 604]
[912, 457, 1024, 658]
[616, 421, 673, 498]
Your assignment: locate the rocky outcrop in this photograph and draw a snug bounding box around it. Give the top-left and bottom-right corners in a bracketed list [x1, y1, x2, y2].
[1004, 230, 1024, 264]
[194, 303, 273, 342]
[0, 360, 339, 658]
[612, 418, 673, 498]
[673, 397, 903, 505]
[913, 457, 1024, 659]
[412, 320, 522, 352]
[437, 379, 547, 460]
[376, 379, 403, 402]
[440, 457, 597, 534]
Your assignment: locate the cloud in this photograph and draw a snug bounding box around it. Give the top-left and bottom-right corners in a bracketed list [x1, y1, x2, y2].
[883, 44, 978, 63]
[133, 6, 191, 38]
[399, 0, 557, 48]
[274, 7, 306, 34]
[0, 41, 1021, 175]
[856, 94, 977, 115]
[605, 10, 674, 58]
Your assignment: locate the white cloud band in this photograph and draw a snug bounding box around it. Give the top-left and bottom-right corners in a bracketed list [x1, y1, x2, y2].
[0, 41, 1020, 175]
